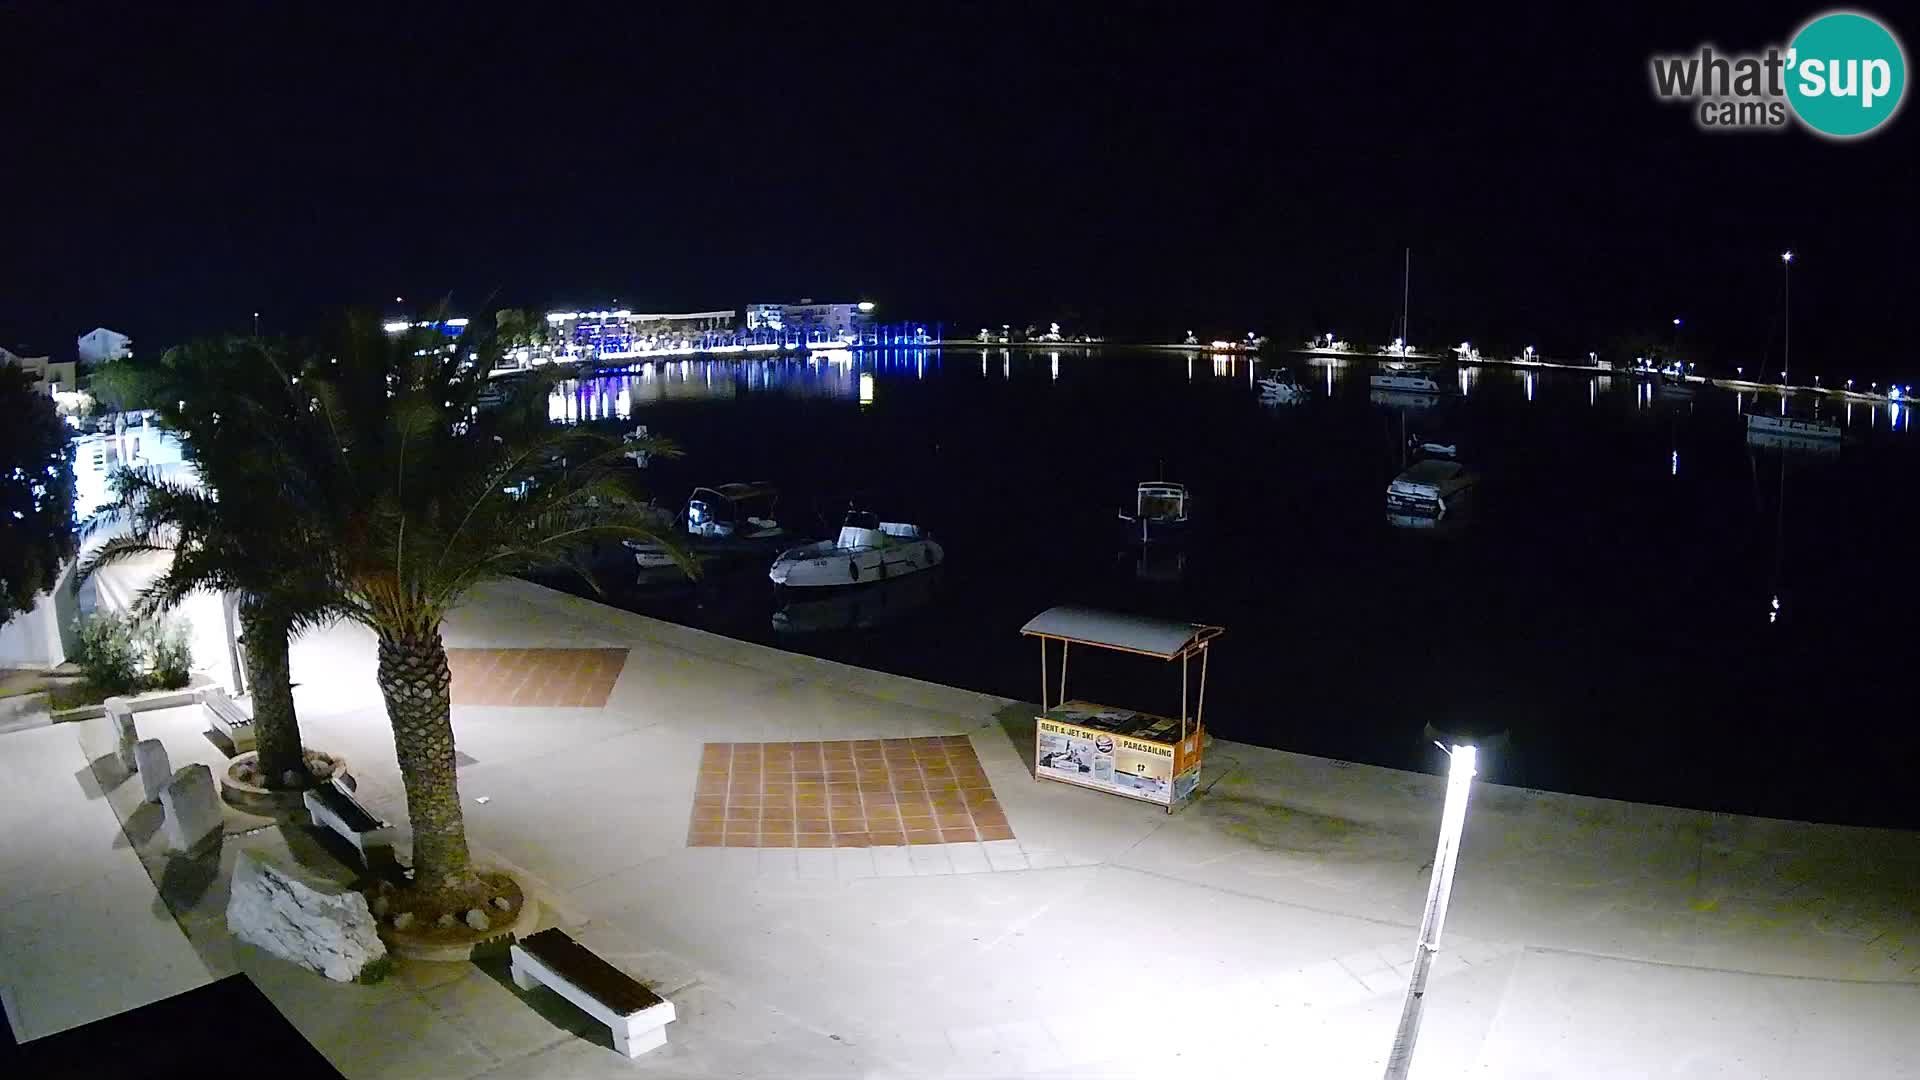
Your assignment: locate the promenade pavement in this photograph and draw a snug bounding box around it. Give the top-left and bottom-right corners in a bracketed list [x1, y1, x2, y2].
[4, 577, 1916, 1077]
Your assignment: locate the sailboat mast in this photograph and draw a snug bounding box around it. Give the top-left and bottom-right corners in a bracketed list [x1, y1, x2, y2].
[1402, 248, 1411, 348]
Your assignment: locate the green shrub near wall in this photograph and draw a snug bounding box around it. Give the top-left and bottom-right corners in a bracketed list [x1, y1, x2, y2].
[70, 611, 195, 692]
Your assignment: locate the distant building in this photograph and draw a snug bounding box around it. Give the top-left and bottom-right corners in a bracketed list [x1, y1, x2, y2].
[0, 346, 78, 396]
[744, 299, 876, 340]
[76, 327, 132, 365]
[542, 309, 740, 361]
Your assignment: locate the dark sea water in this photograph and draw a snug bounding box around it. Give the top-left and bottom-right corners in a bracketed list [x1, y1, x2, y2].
[536, 347, 1919, 828]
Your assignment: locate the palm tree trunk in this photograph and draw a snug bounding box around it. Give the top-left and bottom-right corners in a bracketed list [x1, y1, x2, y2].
[237, 598, 306, 786]
[376, 629, 480, 901]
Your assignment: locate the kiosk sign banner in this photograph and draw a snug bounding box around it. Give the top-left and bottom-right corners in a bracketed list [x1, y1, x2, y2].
[1035, 702, 1202, 808]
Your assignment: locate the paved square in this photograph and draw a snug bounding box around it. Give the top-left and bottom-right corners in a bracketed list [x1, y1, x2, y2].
[689, 737, 1013, 847]
[445, 648, 628, 707]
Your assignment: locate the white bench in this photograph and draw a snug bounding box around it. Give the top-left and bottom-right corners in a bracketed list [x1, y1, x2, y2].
[301, 778, 396, 864]
[201, 687, 256, 753]
[511, 928, 675, 1058]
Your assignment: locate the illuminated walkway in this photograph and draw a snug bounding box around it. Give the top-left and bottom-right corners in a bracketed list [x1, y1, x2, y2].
[6, 577, 1917, 1076]
[0, 722, 216, 1041]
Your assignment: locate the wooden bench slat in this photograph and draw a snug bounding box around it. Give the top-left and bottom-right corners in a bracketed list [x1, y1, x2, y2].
[518, 928, 662, 1015]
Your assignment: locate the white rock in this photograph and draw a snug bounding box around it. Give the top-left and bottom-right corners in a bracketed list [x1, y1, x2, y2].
[491, 896, 512, 912]
[226, 852, 387, 982]
[159, 763, 223, 852]
[464, 909, 490, 931]
[106, 697, 139, 773]
[435, 913, 457, 929]
[133, 739, 173, 803]
[392, 912, 414, 931]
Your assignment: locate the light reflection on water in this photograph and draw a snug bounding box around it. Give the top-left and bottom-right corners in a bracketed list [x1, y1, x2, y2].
[534, 351, 1912, 445]
[541, 350, 947, 421]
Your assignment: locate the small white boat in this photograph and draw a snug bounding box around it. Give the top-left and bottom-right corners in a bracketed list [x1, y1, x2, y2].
[1386, 459, 1477, 518]
[622, 424, 654, 468]
[1118, 481, 1190, 544]
[628, 483, 787, 569]
[769, 510, 943, 588]
[1745, 413, 1840, 440]
[1258, 371, 1309, 404]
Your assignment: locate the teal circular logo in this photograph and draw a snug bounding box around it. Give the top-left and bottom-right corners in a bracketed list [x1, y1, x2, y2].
[1786, 11, 1907, 137]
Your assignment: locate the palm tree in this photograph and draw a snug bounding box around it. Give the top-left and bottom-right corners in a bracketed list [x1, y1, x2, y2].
[284, 312, 685, 910]
[82, 338, 345, 787]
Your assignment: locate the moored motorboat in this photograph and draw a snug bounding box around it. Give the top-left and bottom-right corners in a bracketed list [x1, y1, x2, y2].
[1257, 369, 1309, 404]
[768, 510, 944, 588]
[1118, 480, 1190, 544]
[1386, 459, 1477, 519]
[627, 482, 788, 570]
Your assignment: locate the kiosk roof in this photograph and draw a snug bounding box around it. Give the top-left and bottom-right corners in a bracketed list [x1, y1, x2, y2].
[1019, 605, 1221, 659]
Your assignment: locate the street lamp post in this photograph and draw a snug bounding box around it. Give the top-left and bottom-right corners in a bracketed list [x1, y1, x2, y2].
[1781, 250, 1793, 385]
[1383, 743, 1479, 1080]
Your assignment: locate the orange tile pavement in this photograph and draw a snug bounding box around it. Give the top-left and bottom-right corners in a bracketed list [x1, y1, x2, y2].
[688, 737, 1014, 848]
[445, 648, 629, 707]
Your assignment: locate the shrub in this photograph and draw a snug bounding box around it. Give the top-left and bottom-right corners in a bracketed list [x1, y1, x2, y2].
[72, 611, 141, 693]
[71, 610, 195, 692]
[144, 617, 194, 689]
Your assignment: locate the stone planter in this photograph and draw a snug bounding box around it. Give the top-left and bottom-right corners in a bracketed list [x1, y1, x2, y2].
[220, 750, 353, 815]
[374, 869, 541, 962]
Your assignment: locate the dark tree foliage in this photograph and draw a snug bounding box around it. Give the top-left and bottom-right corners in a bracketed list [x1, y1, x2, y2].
[0, 365, 77, 625]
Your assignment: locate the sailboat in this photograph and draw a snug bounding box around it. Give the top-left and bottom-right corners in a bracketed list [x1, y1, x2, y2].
[1370, 249, 1444, 392]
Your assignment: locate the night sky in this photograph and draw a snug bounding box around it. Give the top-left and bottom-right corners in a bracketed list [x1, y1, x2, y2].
[3, 2, 1912, 376]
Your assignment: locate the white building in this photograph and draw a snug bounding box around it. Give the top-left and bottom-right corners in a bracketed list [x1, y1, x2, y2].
[76, 327, 132, 365]
[744, 299, 875, 338]
[542, 309, 739, 360]
[0, 346, 78, 396]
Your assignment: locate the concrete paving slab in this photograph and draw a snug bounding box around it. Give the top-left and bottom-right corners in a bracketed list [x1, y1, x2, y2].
[1470, 948, 1920, 1079]
[0, 722, 215, 1042]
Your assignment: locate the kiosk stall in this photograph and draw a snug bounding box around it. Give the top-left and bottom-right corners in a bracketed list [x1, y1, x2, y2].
[1019, 605, 1223, 812]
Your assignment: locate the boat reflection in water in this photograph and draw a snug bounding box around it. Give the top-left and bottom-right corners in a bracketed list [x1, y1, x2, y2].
[1386, 507, 1473, 535]
[1744, 429, 1842, 458]
[771, 568, 941, 634]
[1370, 389, 1440, 410]
[1121, 544, 1188, 583]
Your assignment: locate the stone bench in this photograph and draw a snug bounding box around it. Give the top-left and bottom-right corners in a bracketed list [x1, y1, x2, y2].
[201, 687, 255, 753]
[510, 928, 675, 1058]
[301, 778, 395, 864]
